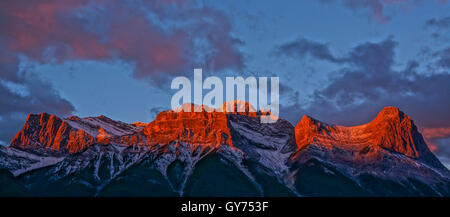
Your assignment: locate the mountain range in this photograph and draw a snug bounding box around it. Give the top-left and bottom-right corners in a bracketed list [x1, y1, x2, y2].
[0, 101, 449, 197]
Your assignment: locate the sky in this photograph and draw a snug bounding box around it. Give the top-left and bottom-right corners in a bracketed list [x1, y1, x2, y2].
[0, 0, 449, 167]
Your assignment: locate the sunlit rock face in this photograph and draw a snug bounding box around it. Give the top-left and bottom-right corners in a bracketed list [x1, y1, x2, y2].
[143, 104, 232, 148]
[117, 101, 271, 148]
[10, 113, 143, 155]
[10, 113, 94, 155]
[294, 107, 442, 166]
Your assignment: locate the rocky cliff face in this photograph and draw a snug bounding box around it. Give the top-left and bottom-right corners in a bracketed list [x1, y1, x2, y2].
[120, 107, 233, 148]
[10, 113, 144, 155]
[294, 107, 444, 169]
[1, 104, 449, 196]
[10, 113, 93, 155]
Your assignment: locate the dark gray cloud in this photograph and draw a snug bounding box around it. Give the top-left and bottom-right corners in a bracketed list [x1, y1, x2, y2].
[274, 37, 341, 63]
[319, 0, 447, 23]
[0, 50, 21, 83]
[424, 16, 450, 39]
[433, 47, 450, 69]
[0, 42, 75, 145]
[277, 37, 450, 127]
[425, 16, 450, 29]
[275, 36, 450, 160]
[0, 72, 75, 145]
[149, 106, 169, 120]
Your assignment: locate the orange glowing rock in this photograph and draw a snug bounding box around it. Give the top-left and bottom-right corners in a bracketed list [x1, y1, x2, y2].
[131, 101, 276, 148]
[222, 100, 258, 117]
[67, 129, 95, 154]
[10, 113, 96, 155]
[116, 101, 270, 149]
[96, 127, 111, 145]
[295, 107, 426, 158]
[142, 105, 233, 147]
[132, 122, 148, 128]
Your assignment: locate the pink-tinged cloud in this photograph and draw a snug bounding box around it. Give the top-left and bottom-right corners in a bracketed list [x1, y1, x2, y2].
[423, 127, 450, 140]
[321, 0, 447, 23]
[422, 127, 450, 152]
[1, 0, 109, 60]
[0, 0, 244, 84]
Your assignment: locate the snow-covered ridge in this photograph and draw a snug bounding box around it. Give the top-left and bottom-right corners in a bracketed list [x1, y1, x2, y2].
[65, 115, 145, 137]
[0, 145, 64, 176]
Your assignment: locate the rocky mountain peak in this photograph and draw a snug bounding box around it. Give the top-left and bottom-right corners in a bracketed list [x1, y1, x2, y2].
[140, 105, 233, 147]
[293, 106, 444, 169]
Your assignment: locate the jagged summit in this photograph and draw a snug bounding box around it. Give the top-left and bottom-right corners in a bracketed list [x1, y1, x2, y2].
[171, 103, 216, 113]
[67, 115, 81, 121]
[296, 106, 405, 129]
[132, 122, 147, 127]
[172, 100, 259, 115]
[222, 100, 256, 113]
[139, 105, 234, 147]
[96, 115, 109, 119]
[10, 112, 144, 155]
[374, 106, 404, 120]
[294, 106, 445, 170]
[365, 106, 413, 125]
[298, 115, 329, 128]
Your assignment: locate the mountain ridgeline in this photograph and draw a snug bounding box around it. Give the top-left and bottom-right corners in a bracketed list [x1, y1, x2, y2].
[1, 101, 449, 197]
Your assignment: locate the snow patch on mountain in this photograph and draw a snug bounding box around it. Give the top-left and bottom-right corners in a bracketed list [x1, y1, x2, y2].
[65, 116, 143, 137]
[0, 146, 64, 176]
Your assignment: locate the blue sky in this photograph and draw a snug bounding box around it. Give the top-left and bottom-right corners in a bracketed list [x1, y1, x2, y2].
[23, 0, 448, 122]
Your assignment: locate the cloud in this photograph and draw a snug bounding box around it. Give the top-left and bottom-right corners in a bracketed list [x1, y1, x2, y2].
[326, 39, 450, 128]
[0, 51, 21, 83]
[433, 47, 450, 69]
[149, 106, 169, 120]
[425, 16, 450, 29]
[0, 0, 244, 85]
[422, 127, 450, 156]
[274, 36, 450, 160]
[424, 16, 450, 39]
[423, 128, 450, 140]
[0, 31, 76, 145]
[274, 37, 342, 63]
[319, 0, 447, 23]
[0, 72, 75, 145]
[0, 0, 245, 144]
